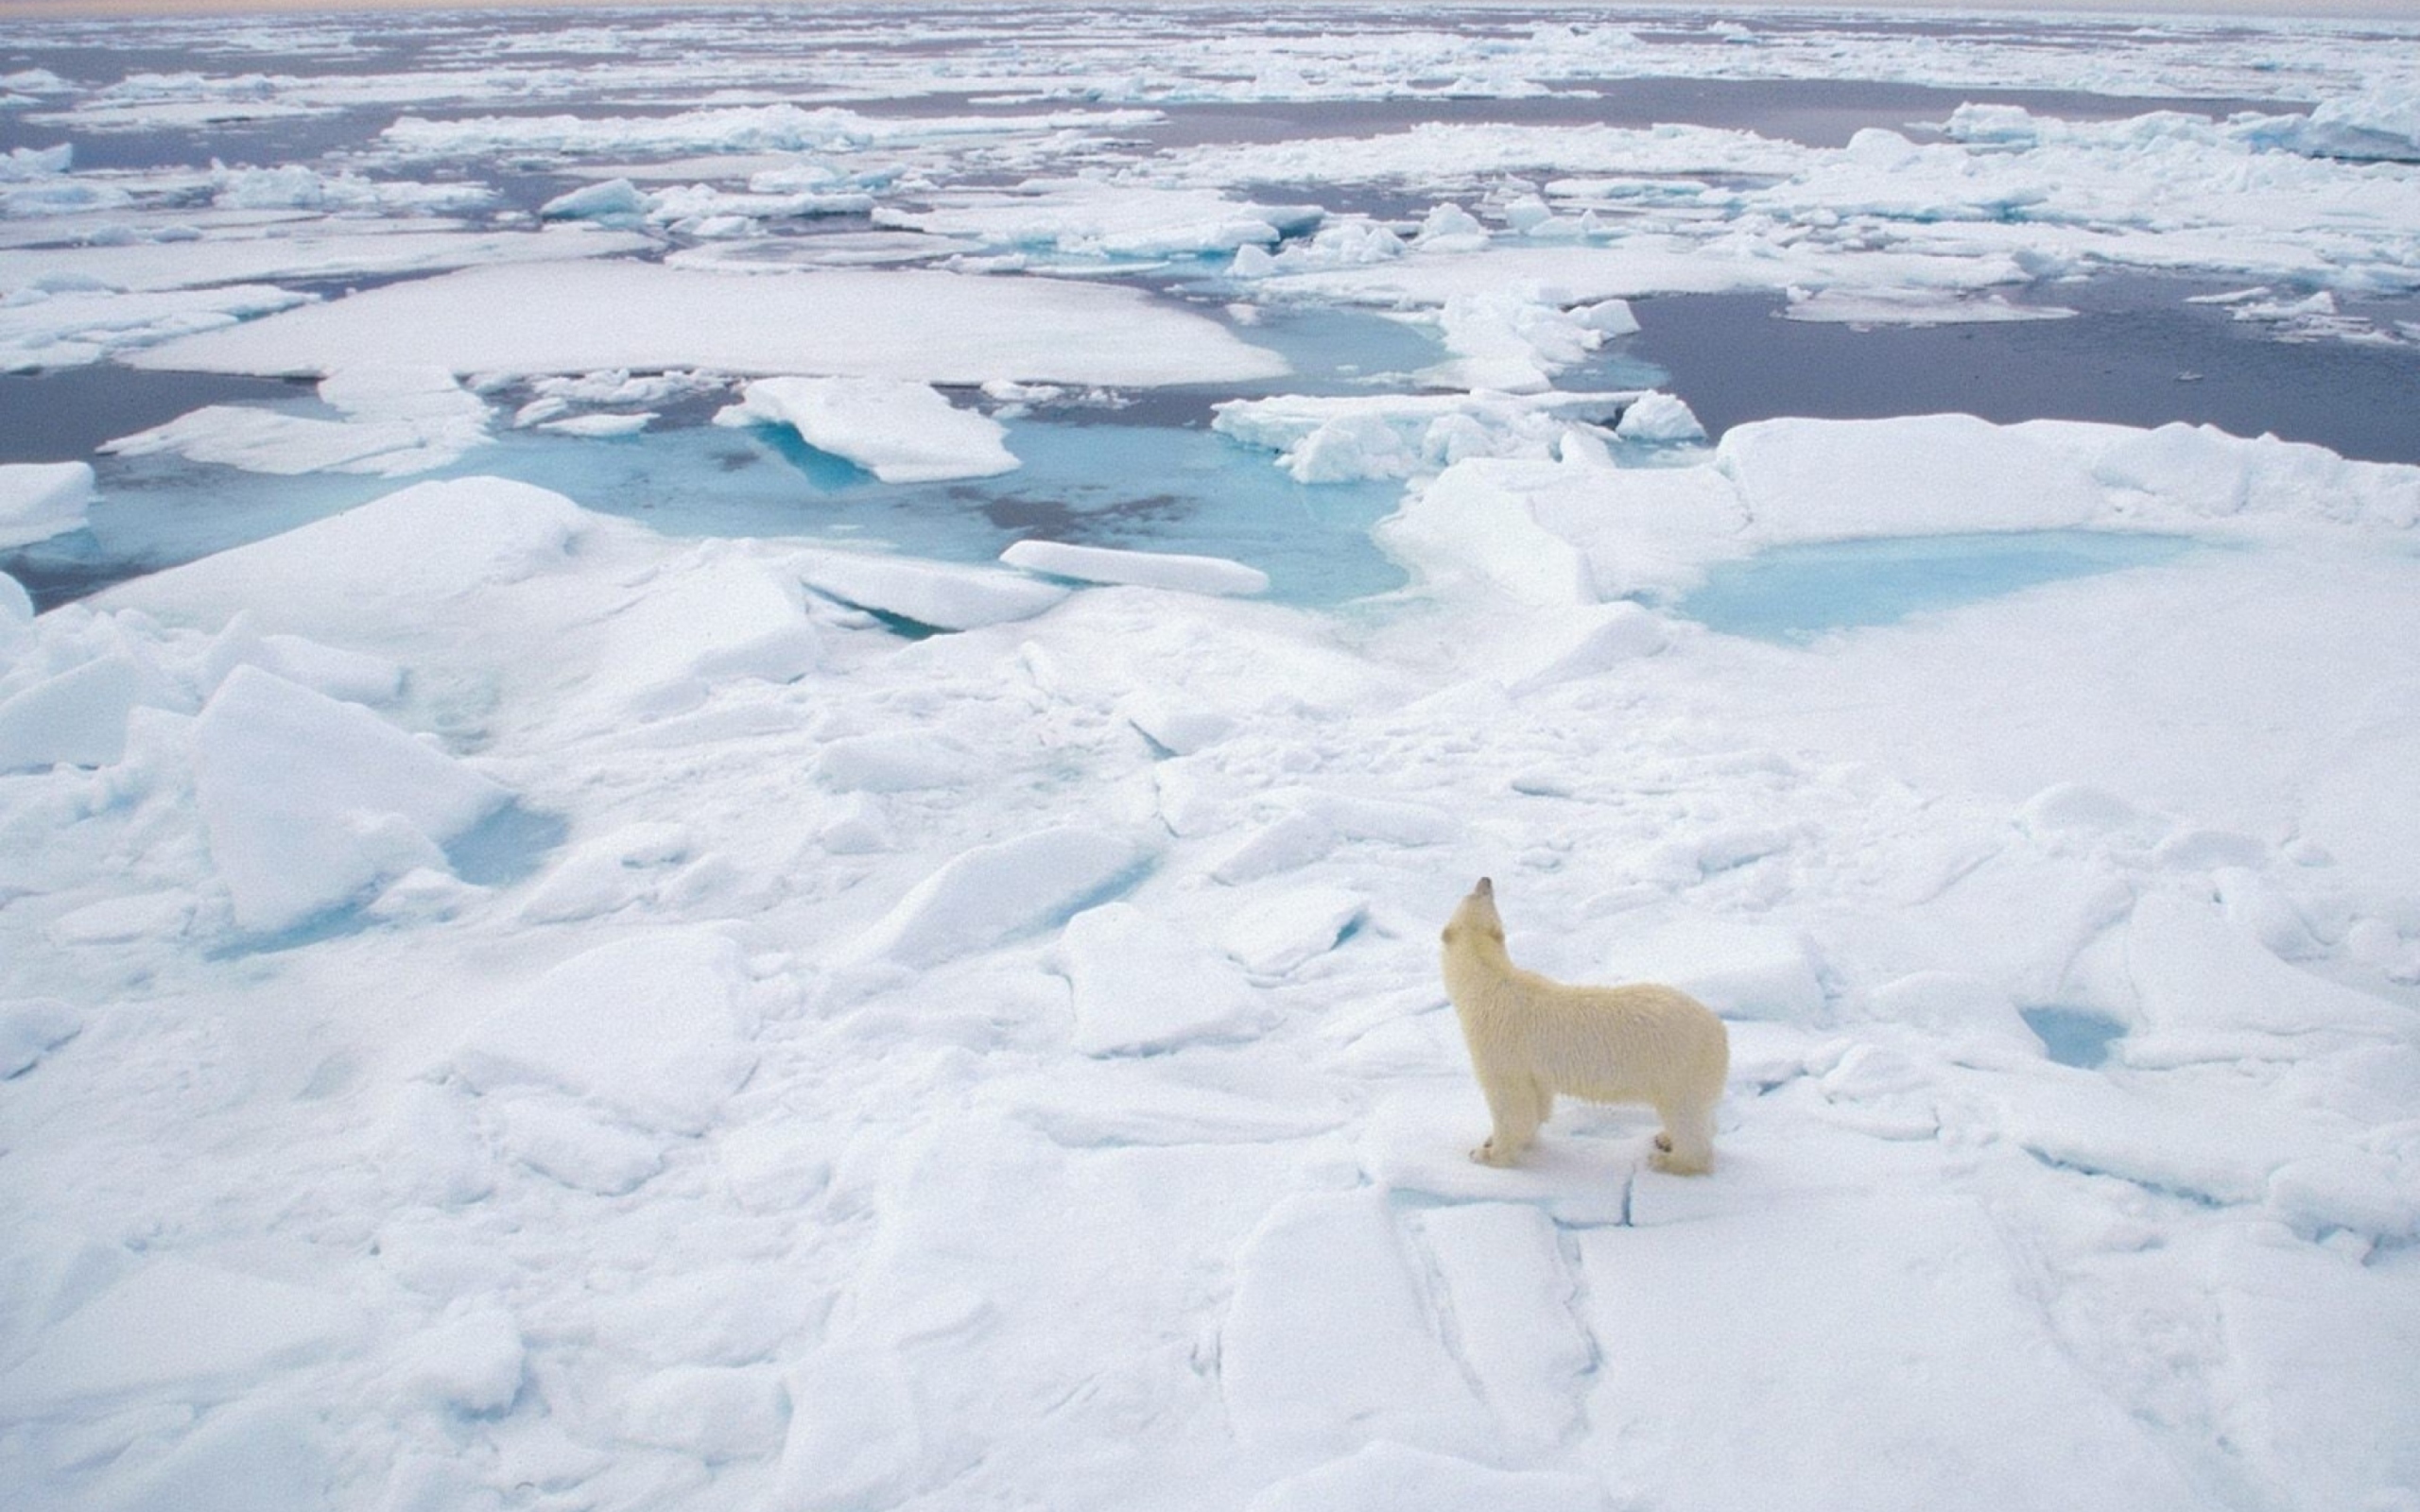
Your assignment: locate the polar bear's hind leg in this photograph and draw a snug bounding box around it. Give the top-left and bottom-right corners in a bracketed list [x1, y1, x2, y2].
[1649, 1096, 1716, 1175]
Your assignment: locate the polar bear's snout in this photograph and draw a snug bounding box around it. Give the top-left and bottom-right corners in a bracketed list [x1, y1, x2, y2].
[1439, 876, 1729, 1176]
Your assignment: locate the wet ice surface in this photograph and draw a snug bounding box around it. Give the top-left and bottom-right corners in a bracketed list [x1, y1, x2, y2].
[5, 7, 2420, 1512]
[1676, 530, 2199, 643]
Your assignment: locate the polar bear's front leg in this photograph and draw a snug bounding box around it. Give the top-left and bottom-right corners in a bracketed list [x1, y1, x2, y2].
[1473, 1069, 1546, 1166]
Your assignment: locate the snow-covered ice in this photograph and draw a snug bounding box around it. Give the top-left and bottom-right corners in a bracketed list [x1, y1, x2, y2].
[0, 460, 93, 548]
[124, 261, 1292, 386]
[715, 376, 1017, 484]
[3, 6, 2419, 1512]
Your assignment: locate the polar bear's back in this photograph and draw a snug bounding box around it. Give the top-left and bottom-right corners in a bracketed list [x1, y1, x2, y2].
[1488, 971, 1729, 1107]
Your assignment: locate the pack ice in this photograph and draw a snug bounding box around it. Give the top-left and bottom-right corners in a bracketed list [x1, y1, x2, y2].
[5, 6, 2420, 1512]
[7, 401, 2419, 1512]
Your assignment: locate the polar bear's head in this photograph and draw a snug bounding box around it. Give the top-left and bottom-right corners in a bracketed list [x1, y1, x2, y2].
[1440, 876, 1506, 952]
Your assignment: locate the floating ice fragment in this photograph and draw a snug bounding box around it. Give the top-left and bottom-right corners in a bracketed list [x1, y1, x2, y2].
[717, 375, 1017, 483]
[0, 283, 313, 371]
[1613, 390, 1704, 442]
[540, 176, 649, 225]
[0, 461, 93, 548]
[103, 366, 492, 478]
[999, 539, 1268, 596]
[796, 549, 1066, 632]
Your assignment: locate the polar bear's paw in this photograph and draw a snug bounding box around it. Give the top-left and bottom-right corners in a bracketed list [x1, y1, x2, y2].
[1472, 1139, 1519, 1167]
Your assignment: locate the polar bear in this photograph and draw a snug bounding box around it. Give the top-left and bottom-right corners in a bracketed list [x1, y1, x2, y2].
[1440, 877, 1729, 1175]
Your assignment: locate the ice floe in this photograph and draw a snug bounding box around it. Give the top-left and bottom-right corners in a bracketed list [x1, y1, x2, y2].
[715, 376, 1017, 483]
[125, 261, 1290, 386]
[0, 461, 93, 549]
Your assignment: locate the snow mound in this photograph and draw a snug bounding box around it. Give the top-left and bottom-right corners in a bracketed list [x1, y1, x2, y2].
[194, 666, 509, 934]
[796, 548, 1066, 632]
[999, 539, 1269, 596]
[452, 928, 762, 1136]
[1054, 901, 1271, 1055]
[0, 1257, 367, 1413]
[0, 460, 94, 548]
[715, 376, 1017, 484]
[841, 827, 1147, 969]
[1251, 1441, 1604, 1512]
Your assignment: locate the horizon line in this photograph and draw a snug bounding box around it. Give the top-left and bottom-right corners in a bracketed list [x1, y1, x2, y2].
[3, 0, 2417, 24]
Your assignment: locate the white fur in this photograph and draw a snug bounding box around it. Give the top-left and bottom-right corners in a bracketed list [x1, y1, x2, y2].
[1440, 877, 1729, 1175]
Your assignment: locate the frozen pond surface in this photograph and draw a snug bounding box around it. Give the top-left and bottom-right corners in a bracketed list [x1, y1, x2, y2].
[1676, 530, 2199, 643]
[4, 8, 2420, 1512]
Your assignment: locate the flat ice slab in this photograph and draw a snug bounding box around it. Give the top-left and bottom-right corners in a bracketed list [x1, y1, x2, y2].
[999, 540, 1269, 596]
[126, 261, 1292, 387]
[716, 376, 1017, 483]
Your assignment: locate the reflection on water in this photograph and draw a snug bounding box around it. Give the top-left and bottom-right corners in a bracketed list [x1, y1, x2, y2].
[1676, 530, 2198, 643]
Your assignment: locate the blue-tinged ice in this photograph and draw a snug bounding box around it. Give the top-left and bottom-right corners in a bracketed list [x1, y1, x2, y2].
[1675, 530, 2197, 642]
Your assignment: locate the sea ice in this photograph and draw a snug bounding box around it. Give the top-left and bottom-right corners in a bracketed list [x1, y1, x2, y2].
[998, 540, 1269, 596]
[193, 665, 510, 934]
[127, 261, 1290, 387]
[716, 376, 1018, 483]
[453, 928, 762, 1136]
[1054, 901, 1271, 1056]
[104, 365, 493, 477]
[0, 461, 93, 549]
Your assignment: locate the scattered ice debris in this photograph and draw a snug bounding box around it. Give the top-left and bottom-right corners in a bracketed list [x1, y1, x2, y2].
[103, 365, 493, 478]
[715, 375, 1017, 483]
[1212, 389, 1637, 483]
[0, 460, 94, 549]
[0, 282, 313, 372]
[881, 180, 1321, 263]
[998, 539, 1268, 596]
